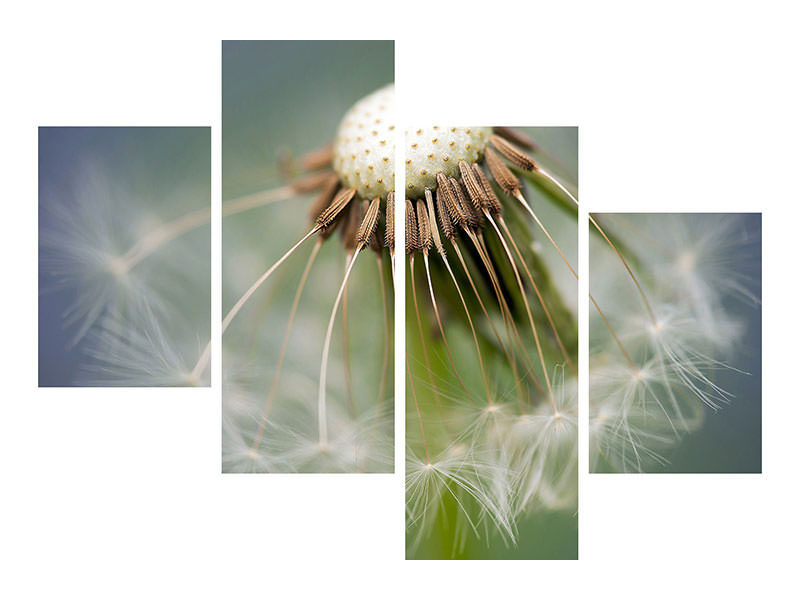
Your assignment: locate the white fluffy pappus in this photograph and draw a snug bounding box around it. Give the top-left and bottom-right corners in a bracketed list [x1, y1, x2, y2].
[589, 213, 760, 472]
[40, 158, 211, 386]
[406, 367, 578, 553]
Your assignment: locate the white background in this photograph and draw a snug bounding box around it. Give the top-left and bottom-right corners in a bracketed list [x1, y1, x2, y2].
[3, 1, 798, 598]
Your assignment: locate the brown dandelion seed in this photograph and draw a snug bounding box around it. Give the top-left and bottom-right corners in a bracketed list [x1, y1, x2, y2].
[435, 186, 456, 241]
[472, 164, 503, 216]
[384, 191, 395, 250]
[459, 160, 489, 213]
[450, 177, 483, 230]
[405, 199, 419, 255]
[490, 134, 537, 171]
[315, 187, 356, 231]
[437, 173, 466, 228]
[416, 199, 432, 254]
[485, 147, 521, 196]
[424, 188, 445, 256]
[356, 197, 382, 248]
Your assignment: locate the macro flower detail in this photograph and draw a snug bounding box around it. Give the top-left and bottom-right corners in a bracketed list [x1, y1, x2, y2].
[589, 213, 761, 473]
[38, 127, 211, 387]
[332, 85, 395, 200]
[404, 127, 491, 198]
[222, 77, 395, 474]
[403, 125, 578, 558]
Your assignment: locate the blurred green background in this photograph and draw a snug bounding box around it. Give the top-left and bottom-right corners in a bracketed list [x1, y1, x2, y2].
[406, 127, 578, 559]
[223, 40, 394, 198]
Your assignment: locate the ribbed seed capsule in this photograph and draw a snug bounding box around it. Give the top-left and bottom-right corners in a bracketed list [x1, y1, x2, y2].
[315, 187, 356, 232]
[450, 177, 482, 230]
[424, 188, 445, 256]
[462, 192, 485, 231]
[345, 200, 380, 250]
[405, 199, 419, 255]
[473, 164, 502, 216]
[485, 147, 521, 196]
[364, 197, 382, 253]
[384, 191, 395, 250]
[416, 199, 432, 254]
[435, 187, 456, 241]
[459, 160, 488, 213]
[490, 134, 536, 171]
[356, 197, 382, 248]
[437, 173, 466, 228]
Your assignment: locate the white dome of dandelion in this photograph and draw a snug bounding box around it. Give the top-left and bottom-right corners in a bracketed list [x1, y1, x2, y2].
[405, 126, 491, 198]
[332, 85, 491, 200]
[332, 84, 395, 200]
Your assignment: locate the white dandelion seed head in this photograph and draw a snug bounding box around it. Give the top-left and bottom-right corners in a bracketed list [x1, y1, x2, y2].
[589, 215, 759, 471]
[220, 232, 393, 473]
[644, 214, 759, 306]
[75, 306, 205, 387]
[406, 446, 517, 551]
[225, 386, 392, 474]
[448, 399, 516, 448]
[40, 164, 164, 342]
[282, 402, 393, 473]
[590, 355, 711, 473]
[509, 372, 578, 513]
[334, 87, 493, 201]
[332, 84, 395, 200]
[40, 159, 210, 358]
[220, 350, 271, 421]
[404, 126, 491, 198]
[599, 214, 758, 342]
[589, 391, 676, 473]
[222, 413, 294, 473]
[614, 307, 740, 411]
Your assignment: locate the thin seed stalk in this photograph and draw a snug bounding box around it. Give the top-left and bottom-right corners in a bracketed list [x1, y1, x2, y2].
[318, 245, 364, 448]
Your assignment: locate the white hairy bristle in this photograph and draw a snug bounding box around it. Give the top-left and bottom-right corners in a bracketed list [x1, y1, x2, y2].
[332, 85, 395, 200]
[405, 126, 491, 199]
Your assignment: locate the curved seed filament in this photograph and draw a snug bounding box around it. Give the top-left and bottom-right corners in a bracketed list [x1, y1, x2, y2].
[496, 216, 575, 373]
[467, 229, 543, 398]
[318, 245, 363, 448]
[376, 254, 391, 406]
[589, 214, 657, 325]
[251, 238, 322, 453]
[485, 212, 554, 407]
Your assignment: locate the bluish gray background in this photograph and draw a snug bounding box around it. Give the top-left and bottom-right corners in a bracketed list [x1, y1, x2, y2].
[38, 127, 211, 386]
[663, 213, 762, 473]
